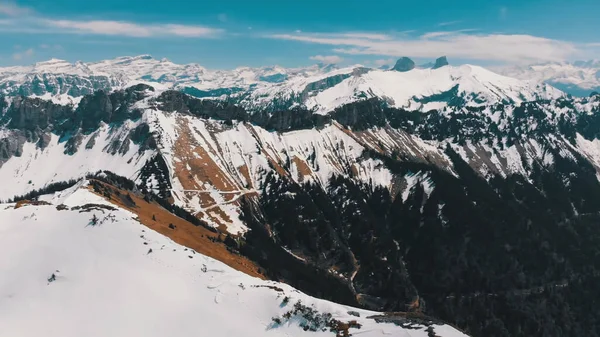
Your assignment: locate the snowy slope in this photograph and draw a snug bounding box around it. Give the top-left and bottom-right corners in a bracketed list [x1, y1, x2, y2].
[0, 121, 154, 201]
[0, 187, 468, 337]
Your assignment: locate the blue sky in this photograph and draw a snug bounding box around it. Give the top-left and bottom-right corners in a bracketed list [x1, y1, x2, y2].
[1, 0, 599, 69]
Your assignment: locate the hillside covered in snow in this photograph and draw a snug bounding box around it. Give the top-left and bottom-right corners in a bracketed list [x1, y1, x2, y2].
[0, 183, 468, 337]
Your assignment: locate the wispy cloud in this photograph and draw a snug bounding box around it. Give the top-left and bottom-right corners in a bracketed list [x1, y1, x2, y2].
[39, 43, 62, 50]
[13, 47, 33, 60]
[44, 20, 223, 38]
[438, 20, 461, 27]
[337, 33, 392, 41]
[373, 58, 396, 67]
[0, 1, 31, 16]
[421, 29, 478, 39]
[309, 55, 344, 64]
[269, 31, 583, 64]
[499, 7, 508, 19]
[0, 2, 223, 38]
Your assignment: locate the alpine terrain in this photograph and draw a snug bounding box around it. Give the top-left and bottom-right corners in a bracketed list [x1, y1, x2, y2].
[498, 60, 600, 97]
[2, 55, 600, 337]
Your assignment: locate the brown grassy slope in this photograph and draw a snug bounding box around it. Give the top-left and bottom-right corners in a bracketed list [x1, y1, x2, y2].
[88, 180, 265, 279]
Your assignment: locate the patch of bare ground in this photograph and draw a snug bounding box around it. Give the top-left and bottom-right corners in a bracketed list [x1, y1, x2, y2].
[173, 117, 240, 192]
[14, 200, 52, 209]
[291, 156, 313, 182]
[87, 180, 266, 279]
[238, 164, 253, 189]
[172, 117, 258, 229]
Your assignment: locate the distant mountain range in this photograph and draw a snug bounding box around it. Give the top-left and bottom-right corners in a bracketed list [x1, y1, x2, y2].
[497, 60, 600, 96]
[0, 55, 563, 112]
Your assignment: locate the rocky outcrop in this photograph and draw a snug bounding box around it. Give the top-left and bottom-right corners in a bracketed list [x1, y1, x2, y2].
[157, 90, 248, 122]
[0, 131, 27, 165]
[3, 96, 74, 131]
[331, 98, 387, 130]
[76, 84, 151, 132]
[432, 56, 449, 69]
[392, 57, 416, 72]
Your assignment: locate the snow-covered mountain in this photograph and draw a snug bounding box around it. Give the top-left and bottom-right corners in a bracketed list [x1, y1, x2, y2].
[0, 55, 339, 100]
[498, 60, 600, 97]
[0, 182, 468, 337]
[2, 65, 600, 336]
[0, 55, 563, 113]
[240, 63, 562, 113]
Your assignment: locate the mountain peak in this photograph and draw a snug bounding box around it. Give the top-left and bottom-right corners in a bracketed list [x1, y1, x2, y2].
[433, 56, 449, 69]
[34, 58, 70, 66]
[391, 57, 415, 72]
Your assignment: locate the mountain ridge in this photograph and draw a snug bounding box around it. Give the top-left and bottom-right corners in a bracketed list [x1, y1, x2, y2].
[0, 55, 564, 113]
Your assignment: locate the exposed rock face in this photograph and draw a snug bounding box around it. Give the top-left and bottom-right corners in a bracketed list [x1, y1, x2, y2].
[77, 84, 151, 132]
[157, 90, 247, 122]
[0, 131, 27, 165]
[302, 73, 352, 99]
[331, 98, 387, 130]
[392, 57, 416, 72]
[432, 56, 449, 69]
[2, 74, 118, 97]
[2, 97, 74, 131]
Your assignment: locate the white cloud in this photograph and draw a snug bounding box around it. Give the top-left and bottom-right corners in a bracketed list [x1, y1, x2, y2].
[309, 55, 344, 64]
[13, 47, 33, 60]
[39, 43, 62, 50]
[163, 24, 221, 37]
[0, 3, 223, 38]
[421, 29, 477, 39]
[374, 58, 396, 67]
[338, 32, 392, 41]
[270, 31, 583, 64]
[44, 19, 223, 38]
[438, 20, 461, 27]
[420, 31, 456, 39]
[0, 1, 31, 16]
